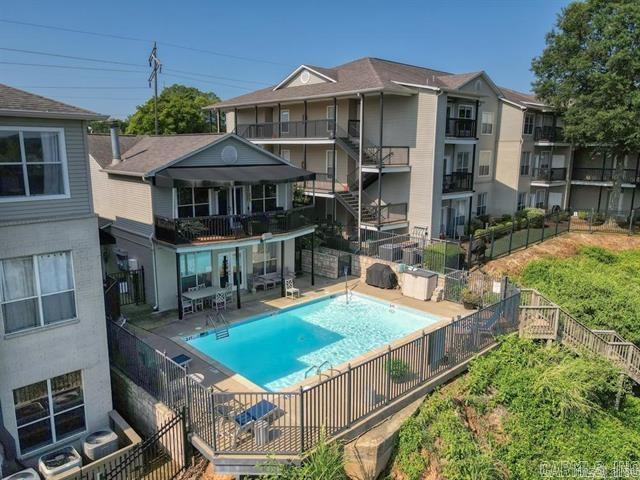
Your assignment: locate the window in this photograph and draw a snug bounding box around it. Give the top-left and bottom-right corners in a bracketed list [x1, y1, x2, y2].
[280, 110, 290, 134]
[0, 128, 67, 199]
[476, 192, 487, 216]
[478, 151, 492, 177]
[520, 152, 531, 176]
[455, 151, 470, 172]
[523, 113, 534, 135]
[280, 149, 291, 161]
[517, 192, 527, 211]
[481, 112, 494, 135]
[325, 150, 335, 179]
[250, 184, 277, 213]
[252, 243, 278, 276]
[326, 105, 337, 133]
[179, 252, 212, 293]
[535, 190, 545, 208]
[0, 252, 76, 334]
[458, 105, 474, 119]
[176, 187, 209, 218]
[14, 370, 85, 454]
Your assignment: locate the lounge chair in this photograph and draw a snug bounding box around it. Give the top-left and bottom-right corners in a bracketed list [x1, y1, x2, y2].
[285, 278, 300, 299]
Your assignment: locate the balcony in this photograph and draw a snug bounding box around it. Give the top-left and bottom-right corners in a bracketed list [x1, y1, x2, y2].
[363, 203, 408, 225]
[236, 119, 335, 140]
[572, 168, 639, 184]
[443, 172, 473, 194]
[361, 146, 410, 167]
[154, 206, 316, 245]
[445, 118, 476, 138]
[534, 126, 565, 143]
[531, 167, 567, 182]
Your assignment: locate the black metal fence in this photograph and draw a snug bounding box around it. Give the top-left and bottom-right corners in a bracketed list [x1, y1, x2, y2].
[443, 270, 518, 307]
[104, 275, 121, 322]
[568, 208, 639, 235]
[106, 280, 521, 457]
[107, 268, 146, 306]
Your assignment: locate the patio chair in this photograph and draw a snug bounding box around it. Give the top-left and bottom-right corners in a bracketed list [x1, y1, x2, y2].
[188, 286, 204, 311]
[252, 274, 267, 291]
[224, 284, 233, 303]
[260, 274, 276, 290]
[182, 296, 194, 316]
[197, 283, 211, 308]
[285, 278, 300, 299]
[214, 290, 227, 311]
[217, 399, 280, 447]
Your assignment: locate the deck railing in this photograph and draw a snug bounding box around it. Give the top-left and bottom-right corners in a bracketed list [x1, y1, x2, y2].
[236, 119, 335, 139]
[534, 126, 565, 142]
[154, 206, 316, 245]
[531, 167, 567, 182]
[443, 172, 473, 193]
[361, 146, 410, 167]
[572, 167, 639, 184]
[445, 118, 476, 138]
[519, 289, 640, 384]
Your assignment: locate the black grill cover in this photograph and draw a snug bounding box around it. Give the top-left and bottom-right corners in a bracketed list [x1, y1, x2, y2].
[366, 263, 398, 289]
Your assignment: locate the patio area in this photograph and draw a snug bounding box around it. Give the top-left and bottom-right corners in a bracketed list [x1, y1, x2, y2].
[121, 273, 470, 393]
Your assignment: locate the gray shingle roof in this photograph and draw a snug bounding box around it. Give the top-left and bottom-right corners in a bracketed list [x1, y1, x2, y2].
[499, 86, 543, 107]
[89, 133, 226, 176]
[210, 57, 488, 109]
[0, 84, 106, 120]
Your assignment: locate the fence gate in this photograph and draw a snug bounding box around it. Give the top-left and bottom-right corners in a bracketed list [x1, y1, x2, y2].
[99, 411, 187, 480]
[107, 268, 146, 306]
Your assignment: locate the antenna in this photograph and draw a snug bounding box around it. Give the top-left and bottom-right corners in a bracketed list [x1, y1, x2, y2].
[148, 42, 162, 135]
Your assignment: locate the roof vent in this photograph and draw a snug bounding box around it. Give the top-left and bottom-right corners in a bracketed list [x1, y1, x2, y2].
[110, 121, 121, 165]
[221, 145, 238, 164]
[300, 70, 311, 84]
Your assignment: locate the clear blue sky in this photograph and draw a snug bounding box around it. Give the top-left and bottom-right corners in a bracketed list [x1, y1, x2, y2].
[0, 0, 572, 119]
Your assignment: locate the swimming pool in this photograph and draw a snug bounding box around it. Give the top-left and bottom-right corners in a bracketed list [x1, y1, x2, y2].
[185, 293, 441, 391]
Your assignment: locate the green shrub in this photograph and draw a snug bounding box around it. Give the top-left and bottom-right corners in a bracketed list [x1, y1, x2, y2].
[522, 207, 545, 228]
[386, 359, 412, 382]
[423, 242, 464, 273]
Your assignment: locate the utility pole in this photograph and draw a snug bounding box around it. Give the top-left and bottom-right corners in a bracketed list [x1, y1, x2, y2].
[148, 42, 162, 135]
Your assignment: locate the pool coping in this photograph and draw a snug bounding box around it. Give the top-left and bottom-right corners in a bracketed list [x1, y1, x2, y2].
[173, 290, 455, 393]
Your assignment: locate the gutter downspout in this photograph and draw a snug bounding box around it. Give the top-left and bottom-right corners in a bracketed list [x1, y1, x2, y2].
[149, 231, 160, 311]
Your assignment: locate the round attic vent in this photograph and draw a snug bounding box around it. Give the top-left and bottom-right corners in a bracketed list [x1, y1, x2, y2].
[221, 145, 238, 164]
[300, 70, 311, 84]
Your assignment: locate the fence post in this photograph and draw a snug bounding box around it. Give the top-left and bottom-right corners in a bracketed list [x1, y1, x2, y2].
[346, 364, 352, 427]
[555, 212, 560, 236]
[507, 222, 515, 255]
[502, 276, 509, 300]
[419, 331, 427, 382]
[629, 210, 635, 236]
[567, 211, 572, 232]
[541, 215, 546, 242]
[181, 407, 192, 470]
[385, 346, 392, 405]
[489, 229, 495, 260]
[299, 386, 305, 454]
[589, 209, 593, 233]
[210, 392, 217, 452]
[525, 219, 530, 248]
[466, 235, 473, 269]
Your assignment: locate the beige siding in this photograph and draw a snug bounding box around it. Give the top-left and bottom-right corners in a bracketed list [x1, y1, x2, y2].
[494, 102, 524, 214]
[285, 69, 329, 88]
[0, 117, 93, 222]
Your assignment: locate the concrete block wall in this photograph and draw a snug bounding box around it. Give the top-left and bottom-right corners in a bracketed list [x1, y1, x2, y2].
[301, 248, 339, 278]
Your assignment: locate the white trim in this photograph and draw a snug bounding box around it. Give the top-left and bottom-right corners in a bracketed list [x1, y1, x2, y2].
[478, 150, 492, 178]
[273, 65, 337, 91]
[391, 80, 441, 92]
[251, 138, 335, 145]
[480, 111, 494, 135]
[500, 98, 527, 110]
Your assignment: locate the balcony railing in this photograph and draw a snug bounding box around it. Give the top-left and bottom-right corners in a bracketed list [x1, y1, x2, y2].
[445, 118, 476, 138]
[364, 203, 408, 225]
[361, 146, 410, 167]
[154, 206, 316, 245]
[534, 126, 565, 142]
[236, 119, 335, 140]
[443, 171, 473, 193]
[572, 168, 639, 184]
[531, 167, 567, 182]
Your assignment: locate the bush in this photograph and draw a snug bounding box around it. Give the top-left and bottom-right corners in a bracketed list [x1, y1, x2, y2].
[423, 242, 464, 273]
[522, 207, 545, 228]
[387, 359, 412, 383]
[461, 288, 482, 308]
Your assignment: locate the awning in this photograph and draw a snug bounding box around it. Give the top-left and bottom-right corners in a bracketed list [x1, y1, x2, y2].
[154, 164, 316, 187]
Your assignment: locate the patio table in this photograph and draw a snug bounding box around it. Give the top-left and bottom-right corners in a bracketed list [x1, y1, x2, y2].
[182, 286, 217, 301]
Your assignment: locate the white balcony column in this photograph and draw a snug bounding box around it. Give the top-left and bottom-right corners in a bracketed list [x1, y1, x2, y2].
[357, 93, 364, 246]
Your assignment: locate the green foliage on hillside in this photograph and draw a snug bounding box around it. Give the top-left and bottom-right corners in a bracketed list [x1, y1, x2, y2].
[520, 246, 640, 344]
[388, 336, 640, 480]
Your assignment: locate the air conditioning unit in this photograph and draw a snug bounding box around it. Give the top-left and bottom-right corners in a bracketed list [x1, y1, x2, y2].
[127, 258, 139, 271]
[2, 468, 40, 480]
[38, 446, 82, 479]
[83, 429, 119, 461]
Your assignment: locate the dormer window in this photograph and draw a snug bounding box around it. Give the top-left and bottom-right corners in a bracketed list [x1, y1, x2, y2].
[0, 127, 68, 201]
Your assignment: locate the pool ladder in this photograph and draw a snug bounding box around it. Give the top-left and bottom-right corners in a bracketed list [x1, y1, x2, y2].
[206, 312, 229, 340]
[304, 361, 341, 382]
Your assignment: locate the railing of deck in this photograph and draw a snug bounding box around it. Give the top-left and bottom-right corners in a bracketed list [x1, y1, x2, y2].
[519, 289, 640, 384]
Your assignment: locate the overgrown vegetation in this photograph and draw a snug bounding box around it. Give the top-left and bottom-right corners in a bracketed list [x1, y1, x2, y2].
[520, 246, 640, 344]
[387, 336, 640, 480]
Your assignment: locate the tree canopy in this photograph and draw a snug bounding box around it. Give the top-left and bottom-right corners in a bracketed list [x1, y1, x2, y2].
[126, 84, 221, 135]
[531, 0, 640, 153]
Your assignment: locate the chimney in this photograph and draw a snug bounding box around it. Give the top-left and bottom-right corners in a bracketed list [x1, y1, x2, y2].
[110, 121, 121, 165]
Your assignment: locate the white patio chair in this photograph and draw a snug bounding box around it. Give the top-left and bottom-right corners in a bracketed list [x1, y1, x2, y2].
[197, 283, 211, 308]
[189, 286, 204, 311]
[182, 296, 194, 316]
[214, 290, 227, 311]
[285, 278, 300, 299]
[224, 284, 234, 303]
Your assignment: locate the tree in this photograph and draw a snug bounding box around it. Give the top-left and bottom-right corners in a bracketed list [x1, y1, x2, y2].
[532, 0, 640, 212]
[126, 84, 221, 135]
[88, 118, 129, 134]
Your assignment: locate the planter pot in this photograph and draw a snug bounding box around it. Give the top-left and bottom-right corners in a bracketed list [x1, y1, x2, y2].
[463, 301, 479, 310]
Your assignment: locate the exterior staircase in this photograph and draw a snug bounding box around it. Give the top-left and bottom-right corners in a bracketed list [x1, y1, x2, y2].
[335, 191, 378, 224]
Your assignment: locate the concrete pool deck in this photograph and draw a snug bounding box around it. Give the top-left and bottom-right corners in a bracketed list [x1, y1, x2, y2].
[124, 274, 471, 393]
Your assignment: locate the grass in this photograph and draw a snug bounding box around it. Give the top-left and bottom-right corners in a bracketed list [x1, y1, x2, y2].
[386, 336, 640, 480]
[485, 221, 570, 260]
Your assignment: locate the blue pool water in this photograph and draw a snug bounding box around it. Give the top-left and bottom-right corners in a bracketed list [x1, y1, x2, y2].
[185, 293, 440, 391]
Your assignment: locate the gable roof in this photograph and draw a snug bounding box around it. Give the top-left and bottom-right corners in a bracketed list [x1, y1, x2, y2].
[210, 57, 500, 109]
[273, 64, 338, 90]
[0, 83, 106, 120]
[498, 86, 548, 108]
[88, 134, 144, 169]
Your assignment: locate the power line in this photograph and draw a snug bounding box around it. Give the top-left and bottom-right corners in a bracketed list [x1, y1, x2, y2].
[0, 18, 291, 67]
[163, 68, 268, 86]
[163, 73, 252, 91]
[13, 86, 150, 90]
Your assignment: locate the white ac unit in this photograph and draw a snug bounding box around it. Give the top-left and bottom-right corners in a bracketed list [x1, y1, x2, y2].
[38, 446, 82, 479]
[127, 258, 139, 271]
[2, 468, 40, 480]
[83, 429, 119, 461]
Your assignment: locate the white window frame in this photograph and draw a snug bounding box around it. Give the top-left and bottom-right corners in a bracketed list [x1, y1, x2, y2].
[0, 251, 78, 336]
[13, 370, 86, 456]
[325, 150, 335, 179]
[523, 113, 535, 135]
[280, 149, 291, 161]
[0, 126, 70, 203]
[455, 151, 470, 172]
[280, 110, 290, 134]
[458, 105, 474, 119]
[252, 242, 279, 277]
[520, 151, 531, 176]
[478, 150, 492, 178]
[480, 111, 494, 135]
[476, 192, 488, 216]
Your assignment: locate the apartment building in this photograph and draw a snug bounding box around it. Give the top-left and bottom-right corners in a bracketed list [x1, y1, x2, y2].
[88, 129, 316, 314]
[497, 88, 640, 215]
[0, 85, 112, 464]
[209, 57, 639, 238]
